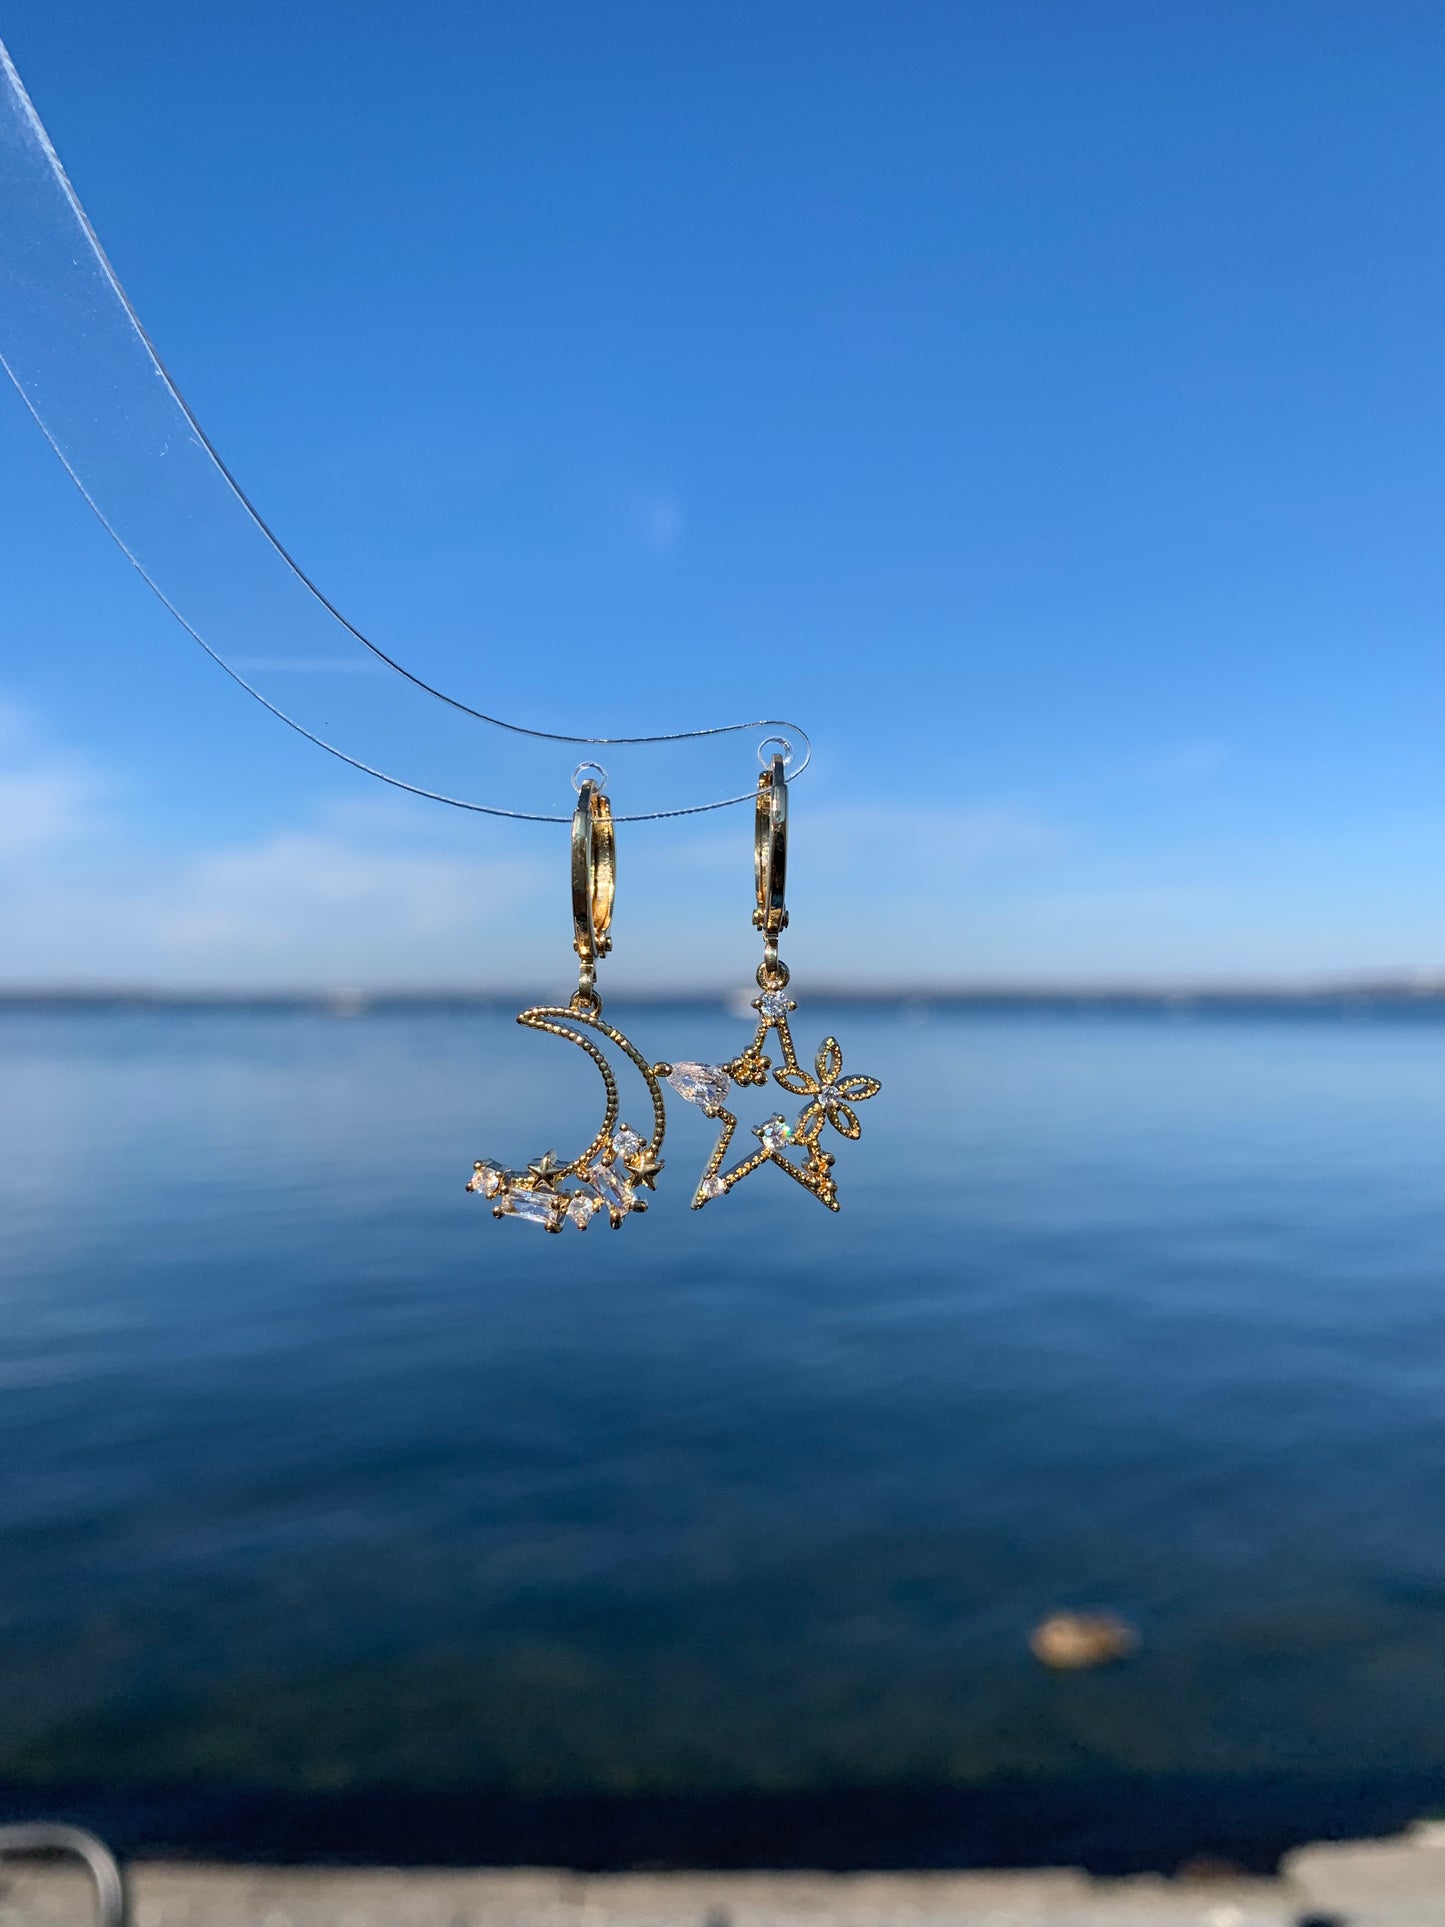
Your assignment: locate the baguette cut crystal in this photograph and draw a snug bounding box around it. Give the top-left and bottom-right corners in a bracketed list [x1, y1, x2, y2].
[667, 1062, 730, 1113]
[586, 1160, 634, 1215]
[506, 1188, 561, 1228]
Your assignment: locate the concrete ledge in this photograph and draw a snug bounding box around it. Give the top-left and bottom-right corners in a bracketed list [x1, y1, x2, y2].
[2, 1832, 1442, 1926]
[0, 1861, 1291, 1926]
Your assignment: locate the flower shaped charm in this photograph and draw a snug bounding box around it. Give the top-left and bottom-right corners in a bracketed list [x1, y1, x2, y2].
[775, 1036, 880, 1142]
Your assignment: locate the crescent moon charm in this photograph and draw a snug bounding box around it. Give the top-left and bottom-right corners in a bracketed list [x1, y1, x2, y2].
[467, 1003, 667, 1232]
[466, 777, 666, 1231]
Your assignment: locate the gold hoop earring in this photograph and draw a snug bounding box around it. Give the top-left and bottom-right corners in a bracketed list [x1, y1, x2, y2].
[466, 772, 666, 1231]
[658, 749, 880, 1212]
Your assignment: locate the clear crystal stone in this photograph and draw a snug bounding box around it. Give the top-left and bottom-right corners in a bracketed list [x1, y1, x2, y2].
[757, 1114, 793, 1152]
[467, 1161, 504, 1197]
[505, 1188, 561, 1228]
[586, 1161, 634, 1215]
[700, 1174, 727, 1200]
[667, 1062, 730, 1113]
[612, 1122, 643, 1157]
[757, 990, 793, 1019]
[817, 1084, 843, 1105]
[567, 1193, 599, 1228]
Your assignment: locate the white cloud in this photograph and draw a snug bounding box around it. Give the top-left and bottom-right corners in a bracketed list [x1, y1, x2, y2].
[1135, 739, 1227, 783]
[670, 803, 1058, 881]
[10, 696, 1445, 989]
[152, 826, 542, 972]
[638, 493, 681, 552]
[0, 717, 550, 986]
[818, 803, 1059, 874]
[0, 749, 1068, 987]
[0, 768, 99, 854]
[592, 800, 1068, 988]
[0, 699, 104, 854]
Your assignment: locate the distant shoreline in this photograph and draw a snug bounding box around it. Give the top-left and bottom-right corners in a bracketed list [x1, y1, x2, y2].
[6, 979, 1445, 1011]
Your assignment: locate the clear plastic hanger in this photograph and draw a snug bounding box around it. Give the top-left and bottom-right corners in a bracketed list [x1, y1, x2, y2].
[0, 38, 809, 822]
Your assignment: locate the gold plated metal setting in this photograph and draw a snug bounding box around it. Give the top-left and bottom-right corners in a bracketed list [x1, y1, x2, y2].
[658, 752, 880, 1212]
[466, 775, 665, 1232]
[570, 774, 615, 1006]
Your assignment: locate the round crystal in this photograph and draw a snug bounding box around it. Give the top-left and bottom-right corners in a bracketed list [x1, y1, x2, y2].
[758, 1114, 793, 1151]
[757, 990, 792, 1019]
[700, 1174, 727, 1200]
[568, 1194, 599, 1228]
[612, 1123, 643, 1157]
[468, 1161, 504, 1197]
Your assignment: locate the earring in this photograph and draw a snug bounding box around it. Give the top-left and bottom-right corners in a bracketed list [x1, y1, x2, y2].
[658, 749, 880, 1212]
[466, 771, 666, 1232]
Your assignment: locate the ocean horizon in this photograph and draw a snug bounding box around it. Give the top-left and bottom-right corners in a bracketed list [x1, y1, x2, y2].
[7, 977, 1445, 1007]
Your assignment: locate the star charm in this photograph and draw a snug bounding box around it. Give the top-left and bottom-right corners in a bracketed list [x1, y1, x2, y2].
[526, 1149, 566, 1188]
[670, 993, 880, 1212]
[625, 1149, 665, 1191]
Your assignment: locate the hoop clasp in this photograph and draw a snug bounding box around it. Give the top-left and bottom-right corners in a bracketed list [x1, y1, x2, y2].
[753, 753, 789, 981]
[572, 780, 615, 1008]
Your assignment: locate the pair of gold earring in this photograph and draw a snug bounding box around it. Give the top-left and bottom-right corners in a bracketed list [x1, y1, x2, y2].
[466, 752, 881, 1231]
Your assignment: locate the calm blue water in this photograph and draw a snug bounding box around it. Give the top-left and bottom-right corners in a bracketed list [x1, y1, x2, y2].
[3, 1000, 1445, 1865]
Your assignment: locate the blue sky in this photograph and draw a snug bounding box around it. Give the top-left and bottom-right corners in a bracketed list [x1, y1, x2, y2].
[2, 0, 1444, 988]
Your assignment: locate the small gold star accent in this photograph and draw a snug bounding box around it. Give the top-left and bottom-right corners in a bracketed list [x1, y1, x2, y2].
[526, 1149, 566, 1188]
[626, 1150, 666, 1191]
